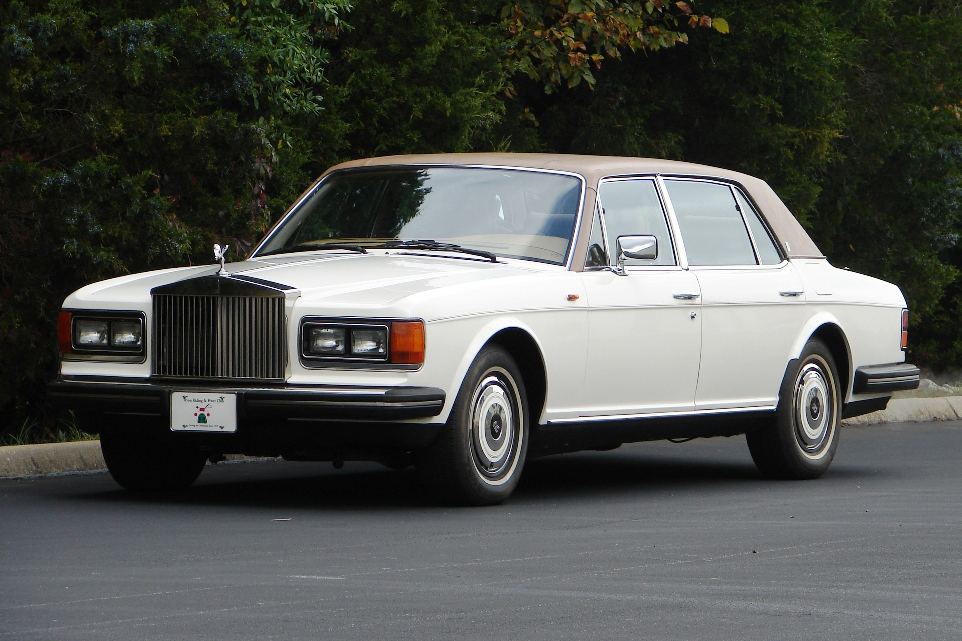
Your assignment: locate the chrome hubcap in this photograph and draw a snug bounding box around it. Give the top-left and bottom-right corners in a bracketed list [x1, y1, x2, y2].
[470, 371, 521, 482]
[794, 361, 835, 456]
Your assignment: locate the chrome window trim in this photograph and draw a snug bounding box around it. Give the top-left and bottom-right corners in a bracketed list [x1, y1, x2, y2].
[730, 184, 786, 265]
[686, 261, 792, 272]
[728, 183, 762, 264]
[582, 199, 609, 271]
[657, 174, 787, 265]
[594, 175, 683, 270]
[655, 175, 690, 270]
[660, 176, 786, 269]
[250, 164, 588, 269]
[558, 169, 792, 267]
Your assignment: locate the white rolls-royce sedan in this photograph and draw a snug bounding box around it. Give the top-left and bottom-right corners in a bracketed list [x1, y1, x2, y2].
[49, 154, 920, 505]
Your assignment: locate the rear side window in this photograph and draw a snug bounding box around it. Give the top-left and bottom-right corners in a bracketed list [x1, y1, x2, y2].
[665, 180, 756, 266]
[734, 189, 782, 265]
[598, 179, 676, 266]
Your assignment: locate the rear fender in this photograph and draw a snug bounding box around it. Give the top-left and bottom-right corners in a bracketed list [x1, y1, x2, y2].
[787, 312, 853, 400]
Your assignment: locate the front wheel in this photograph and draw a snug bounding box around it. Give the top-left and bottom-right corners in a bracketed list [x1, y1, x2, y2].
[417, 346, 529, 506]
[747, 339, 841, 479]
[101, 430, 208, 492]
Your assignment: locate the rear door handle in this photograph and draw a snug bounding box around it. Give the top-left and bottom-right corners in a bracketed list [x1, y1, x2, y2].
[673, 292, 701, 300]
[779, 290, 804, 297]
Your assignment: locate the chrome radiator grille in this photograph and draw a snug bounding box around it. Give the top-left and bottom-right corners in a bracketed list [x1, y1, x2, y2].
[152, 294, 286, 380]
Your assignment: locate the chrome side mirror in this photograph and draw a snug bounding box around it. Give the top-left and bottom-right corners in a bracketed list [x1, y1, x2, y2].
[614, 235, 657, 275]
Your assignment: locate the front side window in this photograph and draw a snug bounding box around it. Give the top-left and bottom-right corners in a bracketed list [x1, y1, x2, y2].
[597, 179, 676, 266]
[256, 167, 583, 265]
[665, 180, 757, 266]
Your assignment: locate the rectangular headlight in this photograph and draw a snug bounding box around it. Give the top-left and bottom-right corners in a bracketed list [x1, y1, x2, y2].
[351, 328, 387, 357]
[111, 319, 143, 347]
[308, 326, 346, 355]
[64, 311, 146, 361]
[74, 319, 109, 347]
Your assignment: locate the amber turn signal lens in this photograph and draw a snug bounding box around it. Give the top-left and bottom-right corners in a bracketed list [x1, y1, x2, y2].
[390, 321, 425, 364]
[58, 312, 73, 355]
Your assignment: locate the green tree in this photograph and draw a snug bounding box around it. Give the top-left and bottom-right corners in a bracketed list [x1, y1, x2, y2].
[0, 0, 348, 435]
[527, 0, 849, 219]
[502, 0, 727, 92]
[812, 1, 962, 369]
[314, 0, 509, 158]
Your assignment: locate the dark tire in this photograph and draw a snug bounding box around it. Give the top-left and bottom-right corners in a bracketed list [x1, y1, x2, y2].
[747, 339, 841, 480]
[417, 346, 529, 506]
[101, 431, 208, 492]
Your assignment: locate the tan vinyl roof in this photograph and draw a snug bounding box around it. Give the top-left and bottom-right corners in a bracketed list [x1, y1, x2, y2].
[326, 153, 824, 260]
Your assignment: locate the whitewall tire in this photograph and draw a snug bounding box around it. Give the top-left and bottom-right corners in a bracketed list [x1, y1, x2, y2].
[747, 339, 841, 480]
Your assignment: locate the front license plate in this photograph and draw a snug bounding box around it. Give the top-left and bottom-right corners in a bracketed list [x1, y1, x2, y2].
[170, 392, 238, 433]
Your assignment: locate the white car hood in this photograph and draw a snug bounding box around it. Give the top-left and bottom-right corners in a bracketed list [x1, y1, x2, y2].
[64, 252, 540, 309]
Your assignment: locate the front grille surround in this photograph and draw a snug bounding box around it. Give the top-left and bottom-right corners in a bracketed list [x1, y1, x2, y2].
[152, 292, 287, 381]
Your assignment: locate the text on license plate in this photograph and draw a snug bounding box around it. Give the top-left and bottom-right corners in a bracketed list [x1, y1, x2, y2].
[170, 392, 237, 433]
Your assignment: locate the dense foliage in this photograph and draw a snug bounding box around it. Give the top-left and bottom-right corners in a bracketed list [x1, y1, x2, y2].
[0, 0, 350, 434]
[2, 0, 961, 438]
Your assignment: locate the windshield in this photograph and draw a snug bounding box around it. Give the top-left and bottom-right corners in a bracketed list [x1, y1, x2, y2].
[255, 167, 584, 265]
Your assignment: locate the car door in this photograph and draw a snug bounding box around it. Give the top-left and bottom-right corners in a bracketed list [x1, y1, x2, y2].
[663, 178, 807, 411]
[577, 178, 702, 418]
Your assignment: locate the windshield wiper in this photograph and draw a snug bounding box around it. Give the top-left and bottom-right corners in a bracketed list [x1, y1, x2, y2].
[375, 240, 497, 263]
[258, 243, 368, 257]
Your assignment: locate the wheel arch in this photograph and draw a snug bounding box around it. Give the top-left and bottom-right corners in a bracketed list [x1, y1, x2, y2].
[486, 328, 548, 427]
[797, 320, 852, 401]
[441, 318, 550, 426]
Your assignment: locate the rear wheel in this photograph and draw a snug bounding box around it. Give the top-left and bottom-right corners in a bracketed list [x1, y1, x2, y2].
[747, 339, 841, 479]
[101, 430, 208, 492]
[417, 346, 529, 506]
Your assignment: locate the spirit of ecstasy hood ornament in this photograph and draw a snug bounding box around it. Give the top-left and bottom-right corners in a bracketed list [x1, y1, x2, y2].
[213, 243, 230, 276]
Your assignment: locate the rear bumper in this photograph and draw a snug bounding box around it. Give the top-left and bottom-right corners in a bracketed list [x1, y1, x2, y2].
[853, 363, 921, 394]
[48, 376, 446, 422]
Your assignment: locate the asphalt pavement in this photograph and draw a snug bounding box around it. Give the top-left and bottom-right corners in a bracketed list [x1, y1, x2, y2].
[1, 421, 960, 640]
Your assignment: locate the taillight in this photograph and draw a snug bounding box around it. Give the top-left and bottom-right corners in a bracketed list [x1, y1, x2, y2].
[58, 312, 73, 355]
[901, 309, 909, 351]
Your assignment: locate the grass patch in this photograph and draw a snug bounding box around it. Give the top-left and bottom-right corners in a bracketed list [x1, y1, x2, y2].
[0, 417, 97, 447]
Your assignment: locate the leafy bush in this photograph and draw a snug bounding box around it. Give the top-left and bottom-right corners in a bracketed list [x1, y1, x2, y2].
[0, 0, 349, 438]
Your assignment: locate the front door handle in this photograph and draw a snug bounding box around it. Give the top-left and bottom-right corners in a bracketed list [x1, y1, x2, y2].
[673, 292, 701, 300]
[779, 290, 804, 297]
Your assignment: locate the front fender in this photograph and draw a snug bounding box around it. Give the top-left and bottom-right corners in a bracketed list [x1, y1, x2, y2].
[441, 316, 550, 423]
